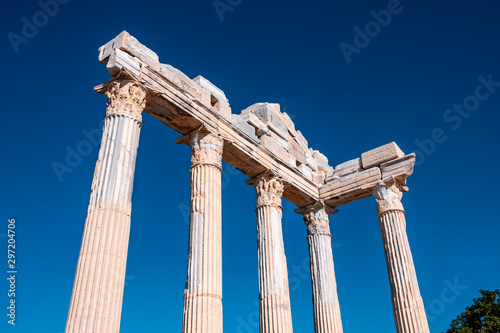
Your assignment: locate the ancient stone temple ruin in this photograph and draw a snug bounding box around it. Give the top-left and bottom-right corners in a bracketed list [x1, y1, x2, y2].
[65, 31, 430, 333]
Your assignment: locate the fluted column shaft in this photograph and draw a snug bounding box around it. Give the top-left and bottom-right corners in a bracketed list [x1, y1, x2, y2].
[181, 130, 223, 333]
[65, 80, 147, 333]
[297, 203, 343, 333]
[374, 183, 430, 333]
[247, 172, 293, 333]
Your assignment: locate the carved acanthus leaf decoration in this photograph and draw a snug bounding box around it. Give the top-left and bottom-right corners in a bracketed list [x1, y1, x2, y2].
[304, 208, 330, 235]
[190, 131, 223, 169]
[251, 172, 285, 209]
[105, 80, 147, 121]
[296, 201, 337, 236]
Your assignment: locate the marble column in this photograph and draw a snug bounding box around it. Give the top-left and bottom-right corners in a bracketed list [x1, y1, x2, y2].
[178, 129, 223, 333]
[65, 79, 147, 333]
[296, 202, 343, 333]
[373, 181, 430, 333]
[246, 171, 293, 333]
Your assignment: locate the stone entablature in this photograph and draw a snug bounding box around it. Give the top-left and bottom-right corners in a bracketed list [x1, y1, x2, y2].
[95, 31, 415, 208]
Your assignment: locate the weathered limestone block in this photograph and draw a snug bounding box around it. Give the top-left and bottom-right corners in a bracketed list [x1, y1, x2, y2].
[276, 135, 290, 151]
[325, 158, 360, 183]
[313, 150, 331, 174]
[306, 151, 319, 172]
[243, 112, 268, 138]
[325, 167, 335, 180]
[321, 149, 416, 205]
[312, 170, 326, 184]
[243, 103, 289, 140]
[289, 136, 306, 165]
[104, 48, 142, 78]
[295, 130, 309, 151]
[323, 167, 334, 180]
[299, 164, 313, 181]
[160, 64, 202, 101]
[334, 158, 362, 178]
[236, 102, 312, 169]
[281, 112, 296, 135]
[234, 107, 273, 143]
[361, 142, 404, 169]
[193, 75, 228, 105]
[381, 154, 415, 182]
[320, 167, 381, 199]
[260, 132, 292, 163]
[193, 75, 231, 121]
[231, 114, 260, 142]
[324, 174, 338, 183]
[98, 30, 160, 73]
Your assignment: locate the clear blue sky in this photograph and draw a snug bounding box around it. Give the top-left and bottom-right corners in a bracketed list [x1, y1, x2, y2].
[1, 0, 499, 332]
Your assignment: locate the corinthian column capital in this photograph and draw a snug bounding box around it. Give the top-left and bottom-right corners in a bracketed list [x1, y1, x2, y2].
[373, 180, 408, 215]
[176, 127, 223, 170]
[296, 201, 338, 236]
[105, 79, 147, 121]
[190, 132, 223, 169]
[246, 171, 286, 209]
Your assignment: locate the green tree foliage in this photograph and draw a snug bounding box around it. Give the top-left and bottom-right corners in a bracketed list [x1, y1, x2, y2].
[445, 289, 500, 333]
